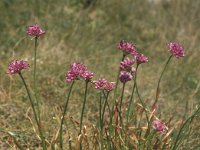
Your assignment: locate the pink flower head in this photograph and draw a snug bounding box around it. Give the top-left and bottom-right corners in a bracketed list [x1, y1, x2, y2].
[120, 57, 135, 70]
[104, 81, 115, 92]
[152, 119, 168, 133]
[93, 79, 115, 92]
[26, 24, 45, 37]
[117, 40, 138, 56]
[93, 78, 108, 90]
[167, 42, 185, 58]
[136, 53, 148, 64]
[119, 71, 133, 83]
[65, 63, 93, 82]
[81, 70, 94, 81]
[8, 60, 29, 74]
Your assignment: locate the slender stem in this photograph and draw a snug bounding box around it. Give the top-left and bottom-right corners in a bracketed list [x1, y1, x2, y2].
[18, 72, 46, 150]
[134, 65, 150, 133]
[103, 91, 111, 115]
[99, 91, 102, 128]
[125, 68, 137, 147]
[154, 55, 173, 106]
[101, 92, 110, 128]
[172, 106, 200, 150]
[99, 91, 104, 150]
[126, 67, 138, 122]
[120, 83, 126, 114]
[59, 81, 74, 150]
[118, 83, 126, 132]
[107, 54, 126, 148]
[79, 81, 89, 149]
[33, 37, 41, 122]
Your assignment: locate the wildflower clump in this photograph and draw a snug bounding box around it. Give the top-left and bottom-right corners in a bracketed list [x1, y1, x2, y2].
[6, 21, 196, 150]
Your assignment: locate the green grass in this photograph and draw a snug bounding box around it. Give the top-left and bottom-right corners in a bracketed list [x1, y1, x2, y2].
[0, 0, 200, 149]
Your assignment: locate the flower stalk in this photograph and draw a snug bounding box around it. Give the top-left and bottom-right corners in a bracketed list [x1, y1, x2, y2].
[126, 68, 137, 122]
[18, 72, 46, 150]
[153, 55, 173, 107]
[79, 81, 89, 149]
[134, 65, 150, 133]
[101, 92, 110, 128]
[99, 91, 102, 128]
[33, 36, 41, 122]
[59, 81, 74, 149]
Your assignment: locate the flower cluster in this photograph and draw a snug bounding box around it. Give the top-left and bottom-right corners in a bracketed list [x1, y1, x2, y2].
[118, 40, 149, 83]
[119, 71, 133, 83]
[93, 78, 115, 92]
[26, 24, 46, 37]
[167, 42, 185, 58]
[66, 63, 94, 82]
[118, 40, 138, 56]
[152, 119, 168, 133]
[136, 53, 148, 64]
[120, 57, 134, 70]
[120, 57, 136, 75]
[8, 60, 29, 75]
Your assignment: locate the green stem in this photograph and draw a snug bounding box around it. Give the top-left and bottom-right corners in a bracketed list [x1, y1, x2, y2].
[99, 91, 104, 150]
[18, 72, 46, 150]
[125, 67, 137, 147]
[126, 67, 138, 122]
[59, 81, 74, 150]
[120, 83, 126, 114]
[118, 82, 126, 136]
[102, 91, 111, 115]
[99, 91, 102, 128]
[107, 54, 126, 148]
[33, 37, 40, 122]
[134, 65, 150, 134]
[80, 81, 89, 149]
[154, 55, 173, 106]
[101, 92, 110, 128]
[172, 106, 200, 150]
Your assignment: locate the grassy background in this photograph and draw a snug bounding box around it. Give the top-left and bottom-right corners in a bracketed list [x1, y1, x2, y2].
[0, 0, 200, 149]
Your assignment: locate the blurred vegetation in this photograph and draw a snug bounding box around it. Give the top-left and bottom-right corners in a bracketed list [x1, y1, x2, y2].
[0, 0, 200, 149]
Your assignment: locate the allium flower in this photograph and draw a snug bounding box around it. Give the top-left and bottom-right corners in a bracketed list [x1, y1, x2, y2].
[120, 57, 135, 70]
[118, 40, 138, 56]
[167, 42, 185, 58]
[93, 79, 115, 92]
[120, 57, 136, 76]
[104, 81, 115, 92]
[93, 79, 108, 90]
[152, 119, 168, 133]
[119, 71, 133, 83]
[8, 60, 29, 74]
[81, 70, 94, 81]
[26, 24, 45, 37]
[65, 63, 93, 82]
[136, 53, 148, 64]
